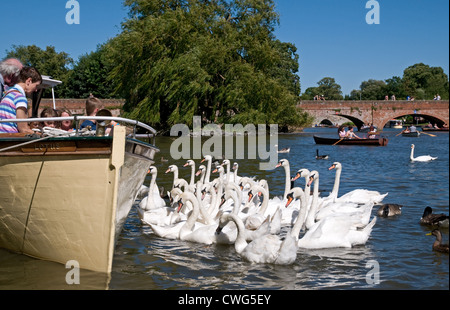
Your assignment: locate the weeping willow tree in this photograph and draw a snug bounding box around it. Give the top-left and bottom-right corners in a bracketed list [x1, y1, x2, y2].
[106, 0, 312, 131]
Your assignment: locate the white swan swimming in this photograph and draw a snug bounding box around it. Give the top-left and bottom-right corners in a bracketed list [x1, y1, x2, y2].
[217, 213, 298, 265]
[138, 166, 166, 212]
[328, 162, 388, 204]
[410, 144, 438, 162]
[296, 171, 377, 249]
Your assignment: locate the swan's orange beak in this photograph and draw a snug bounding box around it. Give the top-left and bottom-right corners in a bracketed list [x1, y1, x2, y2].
[212, 168, 218, 173]
[248, 191, 253, 202]
[292, 172, 301, 181]
[307, 175, 314, 187]
[195, 169, 202, 176]
[177, 200, 184, 213]
[328, 164, 336, 171]
[286, 194, 293, 208]
[183, 162, 189, 167]
[275, 162, 282, 168]
[165, 168, 171, 173]
[201, 158, 206, 163]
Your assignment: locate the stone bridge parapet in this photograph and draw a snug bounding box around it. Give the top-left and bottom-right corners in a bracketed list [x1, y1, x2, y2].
[298, 100, 449, 130]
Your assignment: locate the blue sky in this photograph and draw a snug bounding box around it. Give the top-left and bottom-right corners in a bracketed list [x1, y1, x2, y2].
[1, 0, 448, 96]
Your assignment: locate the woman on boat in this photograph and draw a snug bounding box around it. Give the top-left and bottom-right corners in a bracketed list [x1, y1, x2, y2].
[338, 125, 347, 138]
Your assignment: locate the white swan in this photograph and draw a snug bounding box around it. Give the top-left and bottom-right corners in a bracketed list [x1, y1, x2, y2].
[297, 171, 377, 249]
[139, 166, 166, 211]
[183, 160, 196, 187]
[410, 144, 438, 162]
[200, 155, 213, 184]
[328, 162, 388, 204]
[275, 159, 291, 200]
[195, 165, 207, 184]
[149, 189, 207, 240]
[217, 213, 298, 265]
[176, 189, 270, 245]
[166, 165, 189, 189]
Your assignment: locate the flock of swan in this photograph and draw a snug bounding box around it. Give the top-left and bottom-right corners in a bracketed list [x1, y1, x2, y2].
[133, 156, 392, 265]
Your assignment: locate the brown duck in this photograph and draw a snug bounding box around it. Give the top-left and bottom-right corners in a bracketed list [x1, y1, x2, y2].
[426, 230, 449, 254]
[420, 207, 449, 227]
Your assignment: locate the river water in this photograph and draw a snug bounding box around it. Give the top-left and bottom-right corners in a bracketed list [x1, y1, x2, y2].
[0, 127, 448, 291]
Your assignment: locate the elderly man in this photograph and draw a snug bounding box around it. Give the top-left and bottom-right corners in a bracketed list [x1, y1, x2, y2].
[0, 58, 24, 97]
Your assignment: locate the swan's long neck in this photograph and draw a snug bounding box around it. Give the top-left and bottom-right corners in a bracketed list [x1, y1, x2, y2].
[410, 146, 415, 160]
[145, 171, 157, 210]
[252, 185, 269, 215]
[283, 164, 291, 200]
[190, 165, 195, 186]
[290, 188, 307, 239]
[205, 159, 211, 184]
[225, 163, 231, 183]
[331, 166, 341, 201]
[305, 172, 320, 230]
[179, 193, 201, 239]
[225, 214, 248, 254]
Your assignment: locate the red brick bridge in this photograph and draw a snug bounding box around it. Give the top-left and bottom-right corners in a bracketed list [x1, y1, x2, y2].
[298, 100, 449, 130]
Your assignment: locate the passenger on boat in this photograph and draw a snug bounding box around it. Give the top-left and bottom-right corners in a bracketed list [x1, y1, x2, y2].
[338, 125, 346, 138]
[0, 66, 42, 134]
[346, 126, 361, 139]
[368, 125, 377, 139]
[0, 58, 23, 97]
[57, 108, 74, 132]
[80, 95, 103, 131]
[409, 124, 417, 133]
[39, 107, 58, 128]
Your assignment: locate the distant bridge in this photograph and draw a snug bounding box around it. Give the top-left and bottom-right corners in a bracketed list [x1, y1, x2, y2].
[298, 100, 449, 130]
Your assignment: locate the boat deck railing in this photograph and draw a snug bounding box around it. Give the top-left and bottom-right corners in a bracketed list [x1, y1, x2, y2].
[0, 116, 157, 141]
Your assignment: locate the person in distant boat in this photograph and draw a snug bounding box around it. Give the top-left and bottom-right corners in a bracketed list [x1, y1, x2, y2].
[346, 126, 361, 139]
[79, 95, 103, 131]
[409, 124, 417, 133]
[368, 125, 377, 139]
[0, 66, 42, 134]
[338, 125, 347, 138]
[403, 127, 411, 134]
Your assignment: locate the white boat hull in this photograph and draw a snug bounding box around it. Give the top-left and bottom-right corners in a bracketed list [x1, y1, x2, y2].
[0, 127, 158, 273]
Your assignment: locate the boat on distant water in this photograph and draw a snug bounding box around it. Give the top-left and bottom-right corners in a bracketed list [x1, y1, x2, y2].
[422, 127, 449, 132]
[313, 135, 388, 146]
[0, 78, 158, 273]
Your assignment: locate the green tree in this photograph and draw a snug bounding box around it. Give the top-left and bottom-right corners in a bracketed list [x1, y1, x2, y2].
[62, 45, 118, 99]
[351, 79, 386, 100]
[385, 76, 405, 99]
[315, 77, 343, 100]
[105, 0, 310, 131]
[402, 63, 449, 100]
[6, 45, 73, 98]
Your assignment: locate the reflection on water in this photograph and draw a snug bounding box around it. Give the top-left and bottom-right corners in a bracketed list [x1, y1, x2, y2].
[0, 128, 448, 290]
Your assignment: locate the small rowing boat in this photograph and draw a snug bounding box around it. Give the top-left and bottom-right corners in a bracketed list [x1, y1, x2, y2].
[402, 131, 420, 137]
[313, 135, 388, 146]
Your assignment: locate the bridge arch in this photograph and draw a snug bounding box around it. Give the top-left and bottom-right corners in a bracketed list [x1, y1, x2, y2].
[379, 113, 447, 129]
